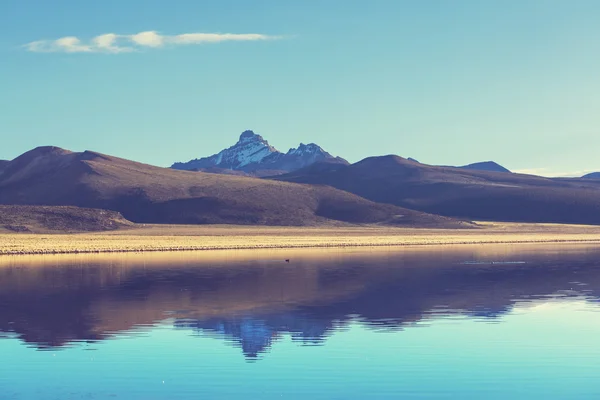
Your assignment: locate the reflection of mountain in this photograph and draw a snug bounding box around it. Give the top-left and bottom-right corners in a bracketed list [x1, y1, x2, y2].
[2, 246, 600, 357]
[177, 314, 331, 359]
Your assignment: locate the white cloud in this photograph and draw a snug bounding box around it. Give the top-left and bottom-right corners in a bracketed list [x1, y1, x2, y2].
[25, 31, 278, 54]
[130, 31, 164, 48]
[55, 37, 92, 53]
[26, 36, 93, 53]
[171, 33, 271, 44]
[93, 33, 133, 54]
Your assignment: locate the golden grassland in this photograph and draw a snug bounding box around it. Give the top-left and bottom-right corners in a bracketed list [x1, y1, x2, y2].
[1, 222, 600, 256]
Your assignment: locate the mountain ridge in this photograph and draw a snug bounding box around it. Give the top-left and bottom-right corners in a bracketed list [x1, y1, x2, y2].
[274, 154, 600, 225]
[0, 146, 466, 228]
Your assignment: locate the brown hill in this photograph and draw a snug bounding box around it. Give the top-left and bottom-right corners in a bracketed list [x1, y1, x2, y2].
[0, 205, 132, 233]
[274, 155, 600, 225]
[0, 147, 466, 227]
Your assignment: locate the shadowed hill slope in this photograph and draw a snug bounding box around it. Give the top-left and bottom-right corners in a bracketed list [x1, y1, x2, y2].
[0, 147, 466, 227]
[274, 155, 600, 225]
[0, 205, 132, 233]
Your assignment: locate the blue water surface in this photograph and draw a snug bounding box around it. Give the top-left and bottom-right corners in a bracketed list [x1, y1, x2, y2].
[1, 245, 600, 399]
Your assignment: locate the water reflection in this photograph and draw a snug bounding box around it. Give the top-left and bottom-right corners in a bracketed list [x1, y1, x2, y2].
[1, 245, 600, 359]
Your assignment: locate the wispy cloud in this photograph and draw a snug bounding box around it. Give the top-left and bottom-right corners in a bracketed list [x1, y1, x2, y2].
[24, 31, 279, 54]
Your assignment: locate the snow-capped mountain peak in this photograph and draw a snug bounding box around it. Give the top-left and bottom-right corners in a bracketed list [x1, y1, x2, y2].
[227, 130, 278, 168]
[171, 130, 348, 175]
[287, 143, 324, 156]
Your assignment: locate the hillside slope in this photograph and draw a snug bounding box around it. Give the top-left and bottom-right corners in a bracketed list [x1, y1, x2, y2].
[274, 155, 600, 225]
[0, 147, 466, 227]
[0, 205, 132, 233]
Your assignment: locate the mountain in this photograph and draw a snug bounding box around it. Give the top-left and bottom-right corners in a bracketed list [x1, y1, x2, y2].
[458, 161, 510, 173]
[171, 130, 349, 176]
[274, 155, 600, 225]
[0, 160, 8, 172]
[0, 146, 465, 227]
[583, 172, 600, 179]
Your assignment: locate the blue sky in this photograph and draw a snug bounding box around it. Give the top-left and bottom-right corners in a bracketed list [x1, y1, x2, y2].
[1, 0, 599, 176]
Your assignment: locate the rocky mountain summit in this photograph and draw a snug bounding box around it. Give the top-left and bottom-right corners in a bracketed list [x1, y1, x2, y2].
[171, 130, 348, 175]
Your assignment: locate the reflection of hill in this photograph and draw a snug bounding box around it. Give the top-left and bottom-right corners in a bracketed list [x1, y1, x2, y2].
[1, 246, 600, 355]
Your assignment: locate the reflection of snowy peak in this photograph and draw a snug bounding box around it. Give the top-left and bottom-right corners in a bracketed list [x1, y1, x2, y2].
[175, 314, 331, 360]
[171, 130, 348, 175]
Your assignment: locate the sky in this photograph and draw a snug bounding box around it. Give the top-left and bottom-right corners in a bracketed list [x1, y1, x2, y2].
[1, 0, 600, 176]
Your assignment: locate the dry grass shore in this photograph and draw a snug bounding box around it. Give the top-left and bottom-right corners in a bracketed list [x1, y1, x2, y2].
[1, 222, 600, 256]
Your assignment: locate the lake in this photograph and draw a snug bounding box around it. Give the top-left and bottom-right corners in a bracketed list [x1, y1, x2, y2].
[1, 244, 600, 399]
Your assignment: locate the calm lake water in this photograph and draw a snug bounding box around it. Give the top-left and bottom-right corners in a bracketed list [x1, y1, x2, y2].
[2, 244, 600, 399]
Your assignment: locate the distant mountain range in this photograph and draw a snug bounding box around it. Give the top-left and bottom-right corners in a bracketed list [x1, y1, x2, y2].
[1, 135, 599, 227]
[274, 155, 600, 225]
[171, 130, 511, 176]
[172, 130, 348, 176]
[0, 146, 464, 227]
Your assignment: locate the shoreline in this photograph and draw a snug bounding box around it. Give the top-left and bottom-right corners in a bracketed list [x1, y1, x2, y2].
[1, 239, 600, 256]
[2, 223, 600, 256]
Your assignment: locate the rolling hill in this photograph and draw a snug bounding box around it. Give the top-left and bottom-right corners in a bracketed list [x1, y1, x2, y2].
[583, 172, 600, 180]
[274, 155, 600, 225]
[458, 161, 510, 173]
[0, 147, 466, 227]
